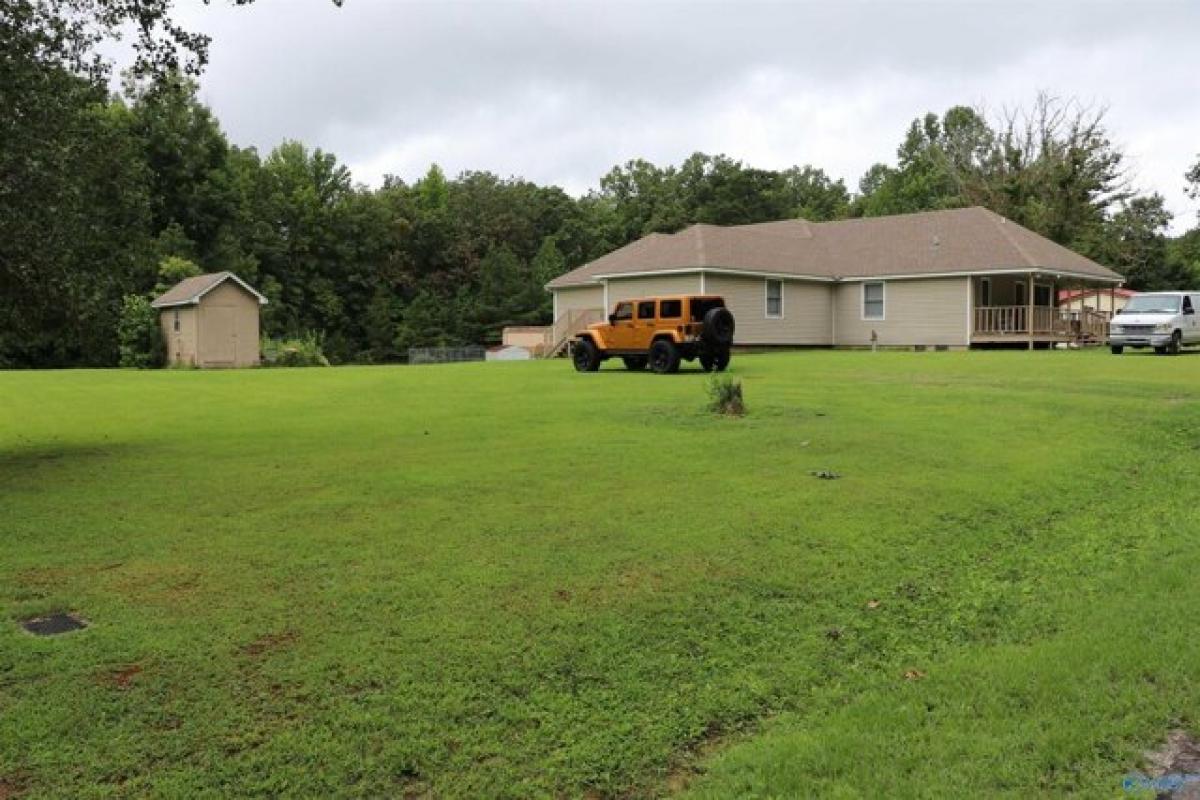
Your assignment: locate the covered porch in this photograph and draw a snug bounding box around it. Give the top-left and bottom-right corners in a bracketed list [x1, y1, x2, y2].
[970, 272, 1121, 348]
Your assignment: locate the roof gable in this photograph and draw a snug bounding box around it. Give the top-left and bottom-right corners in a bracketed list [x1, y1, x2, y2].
[152, 272, 268, 309]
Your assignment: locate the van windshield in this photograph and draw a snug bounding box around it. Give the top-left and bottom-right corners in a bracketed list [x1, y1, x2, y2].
[1123, 295, 1181, 314]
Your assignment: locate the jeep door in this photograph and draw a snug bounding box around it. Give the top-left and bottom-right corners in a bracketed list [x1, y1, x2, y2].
[633, 300, 658, 349]
[607, 301, 636, 349]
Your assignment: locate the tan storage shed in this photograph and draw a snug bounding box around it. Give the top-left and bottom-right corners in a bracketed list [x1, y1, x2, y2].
[152, 272, 268, 367]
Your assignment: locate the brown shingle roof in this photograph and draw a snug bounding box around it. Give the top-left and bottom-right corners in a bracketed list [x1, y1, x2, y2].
[548, 207, 1123, 288]
[151, 272, 268, 308]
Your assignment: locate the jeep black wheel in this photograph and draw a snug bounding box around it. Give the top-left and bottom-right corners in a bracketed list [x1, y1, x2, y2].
[713, 348, 731, 372]
[698, 353, 714, 372]
[701, 306, 736, 347]
[649, 339, 680, 374]
[572, 339, 600, 372]
[622, 356, 648, 371]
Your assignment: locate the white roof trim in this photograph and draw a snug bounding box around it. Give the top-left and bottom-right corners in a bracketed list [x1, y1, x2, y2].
[551, 265, 1121, 291]
[553, 267, 835, 288]
[837, 267, 1123, 284]
[153, 272, 269, 308]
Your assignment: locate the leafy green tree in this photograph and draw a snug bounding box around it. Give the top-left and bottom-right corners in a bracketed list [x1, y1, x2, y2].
[1186, 155, 1200, 205]
[778, 166, 851, 221]
[854, 96, 1134, 265]
[129, 77, 235, 262]
[363, 288, 401, 362]
[395, 291, 459, 353]
[1166, 230, 1200, 288]
[156, 256, 203, 295]
[675, 153, 784, 225]
[530, 237, 568, 319]
[1090, 195, 1184, 290]
[598, 159, 686, 239]
[117, 295, 164, 368]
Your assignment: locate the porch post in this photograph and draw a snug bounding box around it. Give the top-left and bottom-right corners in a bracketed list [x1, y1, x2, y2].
[1027, 271, 1035, 350]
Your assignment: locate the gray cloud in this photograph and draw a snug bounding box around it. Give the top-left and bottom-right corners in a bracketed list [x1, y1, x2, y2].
[173, 0, 1200, 229]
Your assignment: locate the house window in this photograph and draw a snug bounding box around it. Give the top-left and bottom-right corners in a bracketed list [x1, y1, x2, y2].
[636, 300, 656, 320]
[173, 309, 180, 332]
[863, 282, 885, 320]
[659, 299, 682, 318]
[980, 278, 991, 307]
[765, 279, 783, 318]
[1015, 281, 1027, 306]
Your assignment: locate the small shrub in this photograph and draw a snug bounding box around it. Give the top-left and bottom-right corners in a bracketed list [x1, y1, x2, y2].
[117, 294, 164, 368]
[261, 331, 330, 367]
[706, 375, 745, 416]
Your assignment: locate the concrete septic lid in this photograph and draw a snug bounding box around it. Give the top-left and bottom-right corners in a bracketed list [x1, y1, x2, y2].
[22, 613, 87, 636]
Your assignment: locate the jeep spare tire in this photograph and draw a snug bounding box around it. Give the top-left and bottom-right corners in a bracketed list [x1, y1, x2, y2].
[702, 306, 735, 346]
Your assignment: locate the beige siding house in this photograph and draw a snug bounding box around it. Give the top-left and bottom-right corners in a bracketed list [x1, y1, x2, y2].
[546, 207, 1125, 350]
[152, 272, 268, 367]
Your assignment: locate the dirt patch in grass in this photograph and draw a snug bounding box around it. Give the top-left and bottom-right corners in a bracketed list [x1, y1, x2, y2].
[663, 721, 735, 794]
[98, 664, 143, 690]
[108, 567, 202, 608]
[0, 774, 29, 799]
[240, 630, 299, 658]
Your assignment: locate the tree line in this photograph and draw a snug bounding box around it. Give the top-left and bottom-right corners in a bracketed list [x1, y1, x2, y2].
[3, 1, 1198, 367]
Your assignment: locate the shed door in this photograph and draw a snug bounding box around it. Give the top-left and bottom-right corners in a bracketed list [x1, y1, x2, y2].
[200, 306, 237, 365]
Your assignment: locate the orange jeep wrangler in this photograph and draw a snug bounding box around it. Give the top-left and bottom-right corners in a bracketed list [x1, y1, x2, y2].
[572, 295, 735, 374]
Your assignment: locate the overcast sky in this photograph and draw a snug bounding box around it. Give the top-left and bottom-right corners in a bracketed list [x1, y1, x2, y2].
[167, 0, 1199, 231]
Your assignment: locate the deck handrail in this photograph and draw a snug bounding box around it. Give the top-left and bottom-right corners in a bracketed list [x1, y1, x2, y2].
[544, 308, 603, 357]
[974, 305, 1110, 340]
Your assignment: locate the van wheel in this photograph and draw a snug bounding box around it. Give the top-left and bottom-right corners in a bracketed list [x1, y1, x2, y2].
[1110, 345, 1124, 355]
[1169, 330, 1182, 355]
[649, 340, 680, 374]
[572, 339, 600, 372]
[622, 356, 647, 371]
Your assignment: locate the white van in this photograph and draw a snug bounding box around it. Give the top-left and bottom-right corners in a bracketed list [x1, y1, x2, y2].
[1109, 291, 1200, 355]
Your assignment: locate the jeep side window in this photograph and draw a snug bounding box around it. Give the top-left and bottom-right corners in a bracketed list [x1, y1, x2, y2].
[612, 302, 633, 322]
[636, 300, 656, 320]
[659, 299, 682, 318]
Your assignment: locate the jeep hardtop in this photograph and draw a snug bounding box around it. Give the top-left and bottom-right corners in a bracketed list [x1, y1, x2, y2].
[572, 295, 735, 374]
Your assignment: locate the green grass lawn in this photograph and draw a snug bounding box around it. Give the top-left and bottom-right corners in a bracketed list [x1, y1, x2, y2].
[2, 351, 1199, 798]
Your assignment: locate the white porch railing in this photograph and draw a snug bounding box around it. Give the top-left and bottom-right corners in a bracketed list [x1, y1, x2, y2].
[973, 306, 1110, 340]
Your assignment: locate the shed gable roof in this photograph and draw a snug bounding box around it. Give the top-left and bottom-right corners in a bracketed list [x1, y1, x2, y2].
[151, 272, 268, 309]
[548, 207, 1123, 288]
